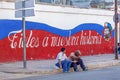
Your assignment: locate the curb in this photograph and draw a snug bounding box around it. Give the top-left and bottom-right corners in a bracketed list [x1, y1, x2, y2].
[1, 60, 120, 75]
[86, 60, 120, 70]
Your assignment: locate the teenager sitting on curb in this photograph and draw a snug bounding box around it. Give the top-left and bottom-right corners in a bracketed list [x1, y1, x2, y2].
[55, 47, 72, 73]
[69, 50, 87, 72]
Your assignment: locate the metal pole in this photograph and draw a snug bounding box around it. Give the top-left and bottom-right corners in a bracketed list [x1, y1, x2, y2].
[115, 0, 119, 59]
[119, 23, 120, 43]
[22, 0, 27, 68]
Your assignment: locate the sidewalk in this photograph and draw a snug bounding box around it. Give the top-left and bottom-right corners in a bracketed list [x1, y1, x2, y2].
[0, 54, 120, 75]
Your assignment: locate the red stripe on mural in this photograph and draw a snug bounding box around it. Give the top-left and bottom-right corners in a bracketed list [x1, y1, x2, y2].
[0, 30, 114, 62]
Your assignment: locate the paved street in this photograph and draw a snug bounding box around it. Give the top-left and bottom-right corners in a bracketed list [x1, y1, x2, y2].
[11, 65, 120, 80]
[0, 72, 35, 80]
[0, 54, 120, 80]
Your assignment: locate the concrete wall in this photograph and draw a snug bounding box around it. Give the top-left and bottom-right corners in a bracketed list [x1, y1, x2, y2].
[0, 1, 115, 62]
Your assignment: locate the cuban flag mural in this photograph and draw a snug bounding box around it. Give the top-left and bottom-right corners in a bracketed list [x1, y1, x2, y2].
[0, 19, 114, 62]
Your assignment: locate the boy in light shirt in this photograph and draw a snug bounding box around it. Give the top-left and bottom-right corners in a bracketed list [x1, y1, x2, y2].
[55, 47, 71, 73]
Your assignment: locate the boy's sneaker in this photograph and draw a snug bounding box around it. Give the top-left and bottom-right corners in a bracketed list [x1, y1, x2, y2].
[63, 71, 68, 73]
[83, 68, 88, 71]
[67, 71, 71, 73]
[75, 69, 79, 72]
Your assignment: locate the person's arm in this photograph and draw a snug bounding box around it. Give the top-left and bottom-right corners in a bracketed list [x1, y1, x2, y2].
[57, 52, 63, 69]
[58, 59, 62, 69]
[69, 52, 78, 63]
[64, 53, 67, 59]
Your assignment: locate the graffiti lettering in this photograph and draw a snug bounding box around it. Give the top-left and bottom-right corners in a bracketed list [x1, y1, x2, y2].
[42, 37, 49, 47]
[8, 30, 102, 48]
[80, 31, 102, 45]
[51, 37, 64, 47]
[8, 30, 22, 48]
[8, 30, 39, 48]
[50, 36, 79, 47]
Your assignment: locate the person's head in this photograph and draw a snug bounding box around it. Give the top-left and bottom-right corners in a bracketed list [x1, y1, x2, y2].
[61, 47, 66, 53]
[74, 50, 81, 57]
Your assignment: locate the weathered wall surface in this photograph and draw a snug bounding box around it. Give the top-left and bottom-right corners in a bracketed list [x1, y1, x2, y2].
[0, 2, 114, 62]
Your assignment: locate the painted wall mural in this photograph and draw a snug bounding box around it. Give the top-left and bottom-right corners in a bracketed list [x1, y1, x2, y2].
[0, 19, 114, 62]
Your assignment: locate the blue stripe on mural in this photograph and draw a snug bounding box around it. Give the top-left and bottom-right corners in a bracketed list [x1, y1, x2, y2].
[0, 19, 114, 40]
